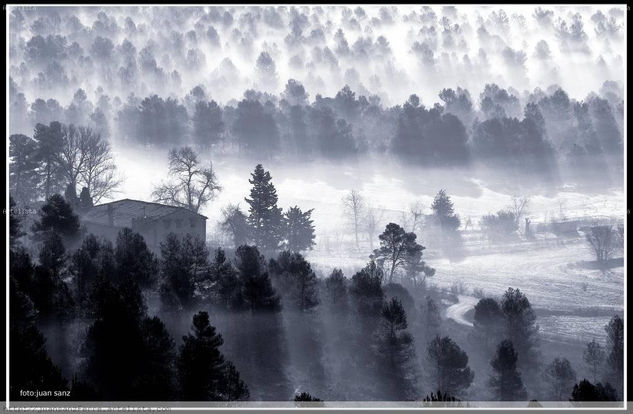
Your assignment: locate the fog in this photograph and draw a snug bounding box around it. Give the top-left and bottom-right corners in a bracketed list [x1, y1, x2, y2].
[8, 5, 626, 406]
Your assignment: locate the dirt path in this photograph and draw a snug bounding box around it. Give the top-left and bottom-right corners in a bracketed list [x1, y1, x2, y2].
[444, 295, 479, 327]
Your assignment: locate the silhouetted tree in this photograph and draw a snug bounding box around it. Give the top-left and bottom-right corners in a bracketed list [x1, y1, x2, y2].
[208, 248, 242, 309]
[177, 311, 248, 400]
[245, 164, 284, 253]
[431, 189, 460, 232]
[501, 288, 539, 375]
[235, 245, 281, 312]
[349, 260, 385, 317]
[32, 194, 80, 239]
[489, 340, 527, 401]
[373, 223, 427, 284]
[569, 379, 618, 402]
[10, 275, 68, 400]
[426, 336, 474, 397]
[284, 206, 316, 252]
[473, 298, 504, 350]
[115, 228, 159, 288]
[153, 146, 221, 213]
[294, 392, 321, 401]
[159, 233, 208, 309]
[373, 298, 419, 400]
[269, 251, 319, 311]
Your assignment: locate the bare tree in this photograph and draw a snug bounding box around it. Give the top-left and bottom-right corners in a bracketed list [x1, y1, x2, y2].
[342, 189, 364, 251]
[152, 146, 221, 213]
[364, 205, 384, 251]
[509, 195, 530, 228]
[57, 125, 120, 204]
[79, 127, 120, 204]
[585, 225, 615, 264]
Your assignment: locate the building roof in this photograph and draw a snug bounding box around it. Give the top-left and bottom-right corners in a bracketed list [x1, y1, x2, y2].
[82, 198, 207, 228]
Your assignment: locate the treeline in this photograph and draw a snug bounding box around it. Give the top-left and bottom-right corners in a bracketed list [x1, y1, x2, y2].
[9, 187, 624, 402]
[11, 81, 623, 181]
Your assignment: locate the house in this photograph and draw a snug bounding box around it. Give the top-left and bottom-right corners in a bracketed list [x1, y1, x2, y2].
[81, 198, 207, 252]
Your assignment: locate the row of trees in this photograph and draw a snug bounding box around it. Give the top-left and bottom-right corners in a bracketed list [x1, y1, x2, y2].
[9, 122, 118, 207]
[9, 190, 624, 403]
[14, 80, 621, 179]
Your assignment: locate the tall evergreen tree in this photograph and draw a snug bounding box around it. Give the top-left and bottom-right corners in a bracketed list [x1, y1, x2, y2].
[374, 298, 419, 400]
[235, 245, 281, 312]
[177, 311, 249, 401]
[209, 248, 242, 309]
[245, 164, 284, 253]
[500, 288, 539, 376]
[431, 189, 461, 232]
[284, 206, 316, 252]
[426, 336, 474, 397]
[115, 228, 159, 288]
[488, 340, 528, 401]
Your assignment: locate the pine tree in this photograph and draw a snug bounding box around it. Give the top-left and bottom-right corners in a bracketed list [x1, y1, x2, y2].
[500, 288, 539, 376]
[32, 194, 81, 239]
[473, 298, 505, 350]
[235, 245, 281, 312]
[431, 189, 460, 232]
[373, 223, 427, 284]
[115, 228, 159, 288]
[245, 164, 284, 253]
[426, 336, 474, 397]
[374, 298, 419, 400]
[284, 206, 316, 252]
[489, 340, 527, 401]
[177, 311, 248, 400]
[269, 251, 319, 311]
[208, 248, 242, 309]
